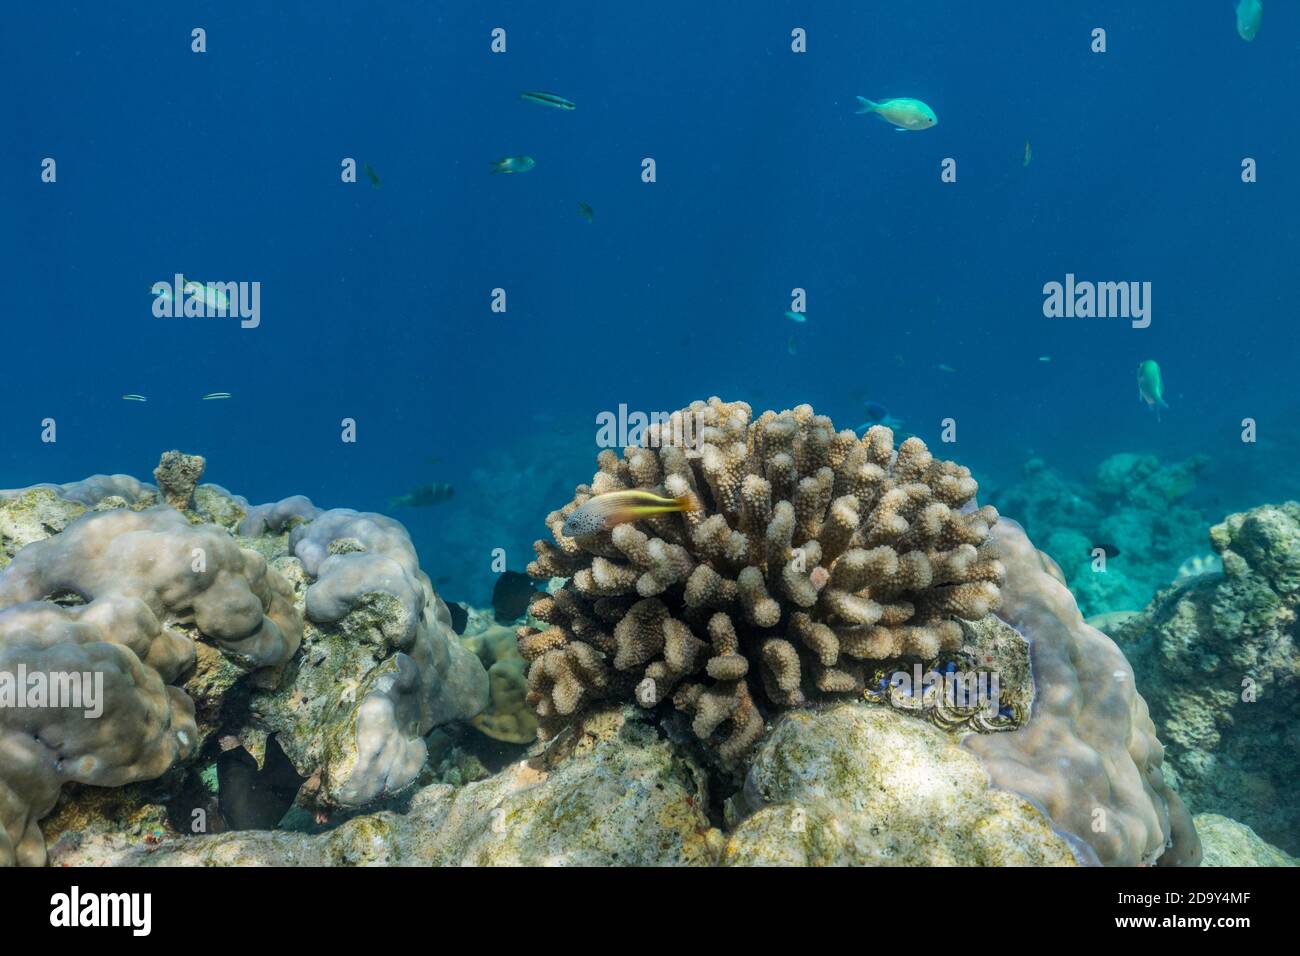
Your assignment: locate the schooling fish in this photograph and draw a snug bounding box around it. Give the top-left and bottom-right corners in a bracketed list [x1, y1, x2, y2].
[520, 91, 575, 110]
[1137, 359, 1169, 420]
[562, 489, 698, 537]
[202, 392, 232, 401]
[122, 394, 148, 402]
[577, 201, 595, 223]
[855, 96, 937, 131]
[1023, 140, 1033, 167]
[491, 156, 536, 174]
[1236, 0, 1263, 41]
[784, 310, 807, 323]
[364, 164, 382, 188]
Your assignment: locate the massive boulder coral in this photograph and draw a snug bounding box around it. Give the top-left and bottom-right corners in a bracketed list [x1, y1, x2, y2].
[1113, 502, 1300, 853]
[517, 398, 1004, 764]
[246, 503, 490, 806]
[0, 599, 199, 867]
[0, 501, 299, 866]
[0, 458, 491, 866]
[0, 507, 303, 670]
[965, 518, 1200, 866]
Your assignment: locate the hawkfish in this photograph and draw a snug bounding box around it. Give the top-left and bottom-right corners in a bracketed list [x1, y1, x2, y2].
[562, 489, 698, 537]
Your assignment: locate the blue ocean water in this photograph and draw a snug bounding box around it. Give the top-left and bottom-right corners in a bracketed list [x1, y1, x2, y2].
[3, 2, 1296, 604]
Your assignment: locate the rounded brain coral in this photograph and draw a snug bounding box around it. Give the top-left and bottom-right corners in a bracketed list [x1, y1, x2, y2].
[518, 397, 1005, 764]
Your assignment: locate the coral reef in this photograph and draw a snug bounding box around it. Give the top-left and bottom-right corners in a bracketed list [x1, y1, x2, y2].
[460, 622, 538, 744]
[0, 455, 490, 866]
[518, 398, 1004, 764]
[721, 704, 1078, 865]
[238, 500, 491, 807]
[0, 495, 302, 866]
[1113, 502, 1299, 853]
[47, 707, 719, 867]
[989, 452, 1211, 618]
[965, 517, 1200, 866]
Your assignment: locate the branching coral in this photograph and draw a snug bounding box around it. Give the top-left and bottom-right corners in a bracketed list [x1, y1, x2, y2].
[517, 398, 1004, 764]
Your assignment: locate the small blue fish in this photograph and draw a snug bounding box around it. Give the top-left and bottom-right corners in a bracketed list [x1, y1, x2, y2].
[784, 310, 806, 323]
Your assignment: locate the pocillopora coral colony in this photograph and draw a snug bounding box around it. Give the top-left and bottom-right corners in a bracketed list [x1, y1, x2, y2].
[520, 398, 1004, 760]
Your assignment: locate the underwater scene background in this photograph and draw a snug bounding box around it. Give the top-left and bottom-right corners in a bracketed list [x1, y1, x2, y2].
[1, 1, 1297, 868]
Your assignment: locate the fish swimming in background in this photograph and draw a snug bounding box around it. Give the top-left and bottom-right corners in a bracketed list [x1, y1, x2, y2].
[784, 310, 806, 323]
[855, 96, 937, 131]
[154, 276, 231, 314]
[1236, 0, 1263, 41]
[192, 279, 230, 313]
[520, 90, 575, 110]
[856, 400, 905, 435]
[202, 392, 232, 401]
[937, 363, 956, 373]
[1038, 356, 1051, 362]
[787, 335, 798, 355]
[491, 156, 535, 174]
[1137, 359, 1169, 420]
[389, 482, 455, 508]
[562, 489, 698, 537]
[121, 394, 147, 402]
[492, 571, 538, 622]
[363, 164, 381, 188]
[1023, 140, 1033, 167]
[577, 201, 594, 223]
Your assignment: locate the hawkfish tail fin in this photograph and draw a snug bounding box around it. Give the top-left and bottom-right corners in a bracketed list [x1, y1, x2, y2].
[674, 493, 701, 513]
[855, 96, 878, 114]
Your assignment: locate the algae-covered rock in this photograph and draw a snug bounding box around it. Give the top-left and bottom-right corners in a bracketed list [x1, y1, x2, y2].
[0, 487, 86, 568]
[1195, 813, 1298, 867]
[721, 704, 1077, 866]
[47, 708, 720, 867]
[1116, 501, 1300, 854]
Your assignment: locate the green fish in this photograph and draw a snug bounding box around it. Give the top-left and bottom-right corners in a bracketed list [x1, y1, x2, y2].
[577, 201, 594, 223]
[1137, 360, 1169, 421]
[784, 310, 806, 323]
[363, 164, 381, 188]
[1236, 0, 1262, 41]
[855, 96, 937, 131]
[520, 91, 575, 110]
[491, 156, 535, 175]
